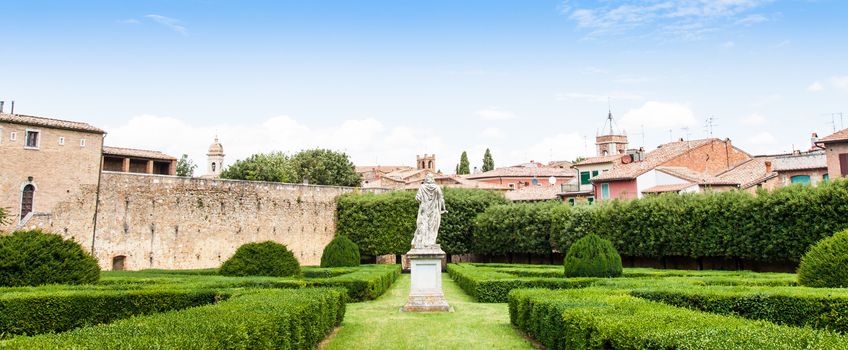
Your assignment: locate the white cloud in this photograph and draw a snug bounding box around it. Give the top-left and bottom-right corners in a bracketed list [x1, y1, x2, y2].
[773, 39, 791, 48]
[735, 14, 768, 26]
[475, 108, 516, 121]
[741, 113, 766, 126]
[481, 127, 505, 139]
[807, 81, 825, 92]
[144, 14, 188, 36]
[106, 114, 446, 175]
[510, 132, 584, 164]
[832, 76, 848, 91]
[619, 101, 697, 131]
[556, 92, 644, 103]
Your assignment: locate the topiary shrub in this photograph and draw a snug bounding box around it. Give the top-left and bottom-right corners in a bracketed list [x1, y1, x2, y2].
[563, 234, 622, 278]
[798, 230, 848, 288]
[220, 241, 301, 277]
[0, 230, 100, 286]
[320, 236, 360, 267]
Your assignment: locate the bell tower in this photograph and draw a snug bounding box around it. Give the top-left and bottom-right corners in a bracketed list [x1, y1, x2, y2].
[416, 154, 436, 171]
[207, 136, 225, 178]
[595, 110, 628, 156]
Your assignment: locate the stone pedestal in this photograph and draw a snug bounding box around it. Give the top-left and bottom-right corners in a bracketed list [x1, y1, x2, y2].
[402, 245, 451, 312]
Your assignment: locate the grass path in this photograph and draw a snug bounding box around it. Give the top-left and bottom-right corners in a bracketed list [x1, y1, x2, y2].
[322, 273, 535, 350]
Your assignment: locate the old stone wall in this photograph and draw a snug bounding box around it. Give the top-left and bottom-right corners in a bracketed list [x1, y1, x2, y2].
[24, 172, 379, 270]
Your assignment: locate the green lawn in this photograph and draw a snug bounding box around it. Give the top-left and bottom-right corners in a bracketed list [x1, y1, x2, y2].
[323, 273, 534, 350]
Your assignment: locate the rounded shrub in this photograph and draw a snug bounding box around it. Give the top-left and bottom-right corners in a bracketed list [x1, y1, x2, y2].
[564, 234, 623, 278]
[320, 236, 360, 267]
[0, 230, 100, 286]
[220, 241, 301, 277]
[798, 230, 848, 288]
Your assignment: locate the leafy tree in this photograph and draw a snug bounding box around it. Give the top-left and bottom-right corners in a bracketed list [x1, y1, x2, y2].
[572, 156, 587, 164]
[290, 149, 361, 187]
[457, 151, 470, 175]
[482, 148, 495, 172]
[176, 154, 197, 177]
[220, 152, 295, 182]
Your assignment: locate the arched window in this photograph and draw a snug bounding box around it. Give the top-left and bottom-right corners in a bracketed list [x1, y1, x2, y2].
[212, 162, 216, 172]
[20, 184, 35, 219]
[428, 160, 433, 169]
[112, 255, 127, 271]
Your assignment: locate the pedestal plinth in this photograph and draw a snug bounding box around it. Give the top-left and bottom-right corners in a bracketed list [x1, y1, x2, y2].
[402, 245, 451, 312]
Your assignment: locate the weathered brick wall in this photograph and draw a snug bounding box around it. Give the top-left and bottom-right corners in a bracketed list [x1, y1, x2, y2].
[24, 172, 379, 270]
[661, 139, 751, 175]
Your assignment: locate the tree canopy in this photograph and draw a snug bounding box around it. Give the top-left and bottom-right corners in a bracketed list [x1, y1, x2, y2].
[220, 152, 295, 182]
[457, 151, 470, 175]
[176, 154, 197, 177]
[220, 149, 360, 187]
[482, 148, 495, 172]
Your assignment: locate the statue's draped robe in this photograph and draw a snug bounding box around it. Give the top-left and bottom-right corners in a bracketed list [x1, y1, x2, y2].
[412, 182, 445, 248]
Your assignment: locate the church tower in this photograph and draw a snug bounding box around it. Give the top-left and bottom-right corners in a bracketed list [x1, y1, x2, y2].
[417, 154, 436, 171]
[207, 136, 225, 178]
[595, 110, 628, 156]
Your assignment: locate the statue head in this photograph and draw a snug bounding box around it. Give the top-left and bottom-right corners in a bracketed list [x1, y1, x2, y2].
[424, 173, 435, 184]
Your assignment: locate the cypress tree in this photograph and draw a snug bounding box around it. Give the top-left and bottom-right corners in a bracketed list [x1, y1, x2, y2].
[458, 151, 471, 175]
[482, 148, 495, 172]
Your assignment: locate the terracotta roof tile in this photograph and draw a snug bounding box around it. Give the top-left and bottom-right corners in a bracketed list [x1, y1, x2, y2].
[655, 167, 738, 185]
[574, 154, 627, 166]
[641, 183, 698, 193]
[772, 151, 826, 171]
[467, 164, 576, 180]
[716, 157, 777, 188]
[505, 185, 562, 201]
[0, 113, 105, 134]
[103, 146, 176, 160]
[817, 128, 848, 143]
[591, 139, 717, 181]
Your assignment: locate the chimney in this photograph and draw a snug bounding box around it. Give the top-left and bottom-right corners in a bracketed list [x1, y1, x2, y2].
[765, 161, 772, 173]
[10, 101, 14, 115]
[811, 132, 820, 149]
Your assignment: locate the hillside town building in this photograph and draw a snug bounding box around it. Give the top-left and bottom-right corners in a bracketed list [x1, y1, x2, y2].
[465, 160, 576, 190]
[102, 146, 177, 175]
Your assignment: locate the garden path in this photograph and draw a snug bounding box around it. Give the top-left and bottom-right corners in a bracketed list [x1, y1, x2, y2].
[322, 273, 535, 350]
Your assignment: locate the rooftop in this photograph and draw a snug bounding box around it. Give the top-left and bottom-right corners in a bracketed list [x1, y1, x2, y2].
[0, 113, 105, 134]
[505, 185, 562, 201]
[103, 146, 176, 161]
[816, 128, 848, 144]
[641, 183, 698, 194]
[655, 166, 738, 185]
[574, 154, 628, 166]
[591, 138, 721, 181]
[716, 157, 778, 189]
[772, 150, 827, 171]
[466, 163, 576, 180]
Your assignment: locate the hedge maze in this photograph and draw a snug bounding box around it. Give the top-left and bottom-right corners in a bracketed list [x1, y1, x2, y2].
[451, 263, 848, 349]
[0, 265, 400, 349]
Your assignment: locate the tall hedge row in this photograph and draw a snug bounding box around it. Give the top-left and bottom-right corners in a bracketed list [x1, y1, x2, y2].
[336, 188, 508, 255]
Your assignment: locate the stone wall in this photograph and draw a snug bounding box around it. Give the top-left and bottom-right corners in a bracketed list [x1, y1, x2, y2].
[24, 172, 379, 270]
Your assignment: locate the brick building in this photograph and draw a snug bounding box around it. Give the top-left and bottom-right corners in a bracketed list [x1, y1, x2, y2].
[465, 161, 576, 190]
[0, 113, 105, 228]
[102, 146, 177, 175]
[815, 128, 848, 179]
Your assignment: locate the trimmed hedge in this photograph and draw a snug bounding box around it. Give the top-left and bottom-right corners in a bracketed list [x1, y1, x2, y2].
[0, 230, 100, 287]
[220, 241, 301, 277]
[798, 229, 848, 288]
[631, 285, 848, 334]
[337, 188, 508, 255]
[509, 288, 848, 350]
[447, 264, 596, 302]
[0, 289, 222, 337]
[473, 202, 563, 256]
[321, 236, 360, 267]
[563, 234, 622, 278]
[3, 288, 346, 349]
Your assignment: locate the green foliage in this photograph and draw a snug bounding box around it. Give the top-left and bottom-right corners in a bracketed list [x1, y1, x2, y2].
[447, 264, 596, 302]
[0, 207, 7, 227]
[457, 151, 470, 175]
[0, 289, 221, 337]
[219, 241, 301, 277]
[290, 148, 362, 187]
[5, 288, 346, 350]
[563, 233, 622, 278]
[175, 154, 197, 177]
[798, 229, 848, 288]
[509, 288, 847, 350]
[337, 188, 508, 255]
[473, 202, 564, 256]
[0, 230, 100, 287]
[482, 148, 494, 172]
[632, 285, 848, 334]
[321, 236, 361, 267]
[220, 151, 295, 182]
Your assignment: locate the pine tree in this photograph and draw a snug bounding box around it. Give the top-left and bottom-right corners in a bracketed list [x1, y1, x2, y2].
[482, 148, 495, 172]
[457, 151, 471, 175]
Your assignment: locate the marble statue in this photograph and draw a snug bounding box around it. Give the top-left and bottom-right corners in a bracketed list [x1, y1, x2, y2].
[411, 174, 446, 249]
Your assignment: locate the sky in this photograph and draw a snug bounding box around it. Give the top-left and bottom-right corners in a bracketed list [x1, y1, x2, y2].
[2, 0, 847, 175]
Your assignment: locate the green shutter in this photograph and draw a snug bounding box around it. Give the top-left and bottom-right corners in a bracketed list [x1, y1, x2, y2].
[580, 171, 591, 185]
[592, 170, 599, 177]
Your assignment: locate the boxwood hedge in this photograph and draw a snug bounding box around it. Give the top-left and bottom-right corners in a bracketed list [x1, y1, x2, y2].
[509, 288, 848, 350]
[3, 288, 346, 350]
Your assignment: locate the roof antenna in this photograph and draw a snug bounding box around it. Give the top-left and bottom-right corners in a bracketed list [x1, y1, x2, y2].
[10, 100, 14, 115]
[607, 97, 614, 135]
[0, 101, 4, 113]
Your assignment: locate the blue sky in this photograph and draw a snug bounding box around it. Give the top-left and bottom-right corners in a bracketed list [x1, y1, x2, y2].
[2, 0, 847, 174]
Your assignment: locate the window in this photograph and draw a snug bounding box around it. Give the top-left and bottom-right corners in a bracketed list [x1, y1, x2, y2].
[840, 153, 848, 176]
[791, 175, 811, 185]
[80, 138, 86, 147]
[58, 137, 65, 145]
[823, 174, 830, 182]
[580, 171, 591, 185]
[10, 131, 17, 141]
[601, 183, 610, 199]
[112, 255, 127, 271]
[508, 183, 515, 189]
[21, 184, 35, 219]
[587, 196, 595, 204]
[25, 130, 40, 148]
[211, 162, 216, 172]
[592, 170, 599, 177]
[567, 198, 575, 206]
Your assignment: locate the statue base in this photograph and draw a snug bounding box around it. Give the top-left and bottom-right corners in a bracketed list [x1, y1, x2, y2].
[402, 245, 451, 312]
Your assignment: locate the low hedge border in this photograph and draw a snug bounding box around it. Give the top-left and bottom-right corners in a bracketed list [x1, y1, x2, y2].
[0, 289, 223, 338]
[447, 264, 597, 302]
[2, 288, 346, 349]
[631, 285, 848, 334]
[509, 288, 848, 350]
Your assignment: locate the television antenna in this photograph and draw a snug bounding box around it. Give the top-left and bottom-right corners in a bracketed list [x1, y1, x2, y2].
[704, 116, 719, 136]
